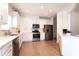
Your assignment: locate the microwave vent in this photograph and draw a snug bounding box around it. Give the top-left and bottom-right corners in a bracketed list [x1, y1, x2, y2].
[39, 16, 50, 19]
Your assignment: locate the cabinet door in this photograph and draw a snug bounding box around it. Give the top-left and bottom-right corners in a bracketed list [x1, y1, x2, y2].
[22, 33, 32, 42]
[40, 32, 45, 40]
[19, 34, 23, 48]
[0, 3, 8, 24]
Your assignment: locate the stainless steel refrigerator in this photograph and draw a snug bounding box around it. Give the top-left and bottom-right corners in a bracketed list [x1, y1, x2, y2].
[44, 25, 53, 40]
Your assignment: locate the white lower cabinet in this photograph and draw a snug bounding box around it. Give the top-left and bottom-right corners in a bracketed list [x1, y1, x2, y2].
[19, 33, 32, 48]
[22, 33, 32, 42]
[19, 34, 23, 48]
[0, 41, 13, 56]
[40, 32, 45, 40]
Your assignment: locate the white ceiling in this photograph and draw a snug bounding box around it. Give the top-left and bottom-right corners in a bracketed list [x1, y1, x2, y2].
[9, 3, 75, 17]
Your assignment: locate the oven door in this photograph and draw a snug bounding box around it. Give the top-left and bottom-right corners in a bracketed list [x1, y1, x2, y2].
[33, 33, 40, 41]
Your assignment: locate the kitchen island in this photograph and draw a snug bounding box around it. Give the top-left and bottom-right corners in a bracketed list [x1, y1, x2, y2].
[60, 35, 79, 56]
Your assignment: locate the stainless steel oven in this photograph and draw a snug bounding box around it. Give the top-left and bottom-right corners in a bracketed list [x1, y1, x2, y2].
[33, 33, 40, 38]
[32, 24, 40, 41]
[32, 31, 40, 41]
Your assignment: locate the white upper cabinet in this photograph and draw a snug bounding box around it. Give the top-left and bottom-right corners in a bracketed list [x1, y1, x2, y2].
[0, 3, 8, 24]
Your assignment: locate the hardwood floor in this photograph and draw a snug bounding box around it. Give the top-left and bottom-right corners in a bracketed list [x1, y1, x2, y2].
[19, 40, 61, 56]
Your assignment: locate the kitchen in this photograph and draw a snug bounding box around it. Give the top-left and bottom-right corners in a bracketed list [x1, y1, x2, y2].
[1, 3, 79, 56]
[0, 3, 55, 56]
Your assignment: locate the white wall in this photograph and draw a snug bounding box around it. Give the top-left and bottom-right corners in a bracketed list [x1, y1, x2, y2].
[57, 11, 79, 43]
[70, 12, 79, 36]
[57, 11, 70, 43]
[19, 15, 53, 41]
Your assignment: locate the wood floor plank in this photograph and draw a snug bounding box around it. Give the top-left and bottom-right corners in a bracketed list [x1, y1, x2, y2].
[19, 40, 61, 56]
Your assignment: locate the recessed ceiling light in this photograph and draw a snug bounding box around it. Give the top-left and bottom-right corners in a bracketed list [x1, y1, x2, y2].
[49, 9, 52, 12]
[40, 6, 44, 9]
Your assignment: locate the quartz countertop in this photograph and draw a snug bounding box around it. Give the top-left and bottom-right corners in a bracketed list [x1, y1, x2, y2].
[0, 33, 21, 48]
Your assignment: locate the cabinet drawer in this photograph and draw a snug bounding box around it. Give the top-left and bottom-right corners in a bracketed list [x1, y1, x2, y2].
[2, 47, 12, 56]
[1, 41, 12, 56]
[7, 51, 12, 56]
[5, 48, 13, 56]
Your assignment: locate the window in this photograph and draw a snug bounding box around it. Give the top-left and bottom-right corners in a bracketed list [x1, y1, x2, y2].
[0, 14, 17, 30]
[12, 15, 17, 27]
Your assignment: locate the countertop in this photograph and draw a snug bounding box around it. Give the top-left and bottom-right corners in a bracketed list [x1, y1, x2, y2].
[0, 33, 22, 48]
